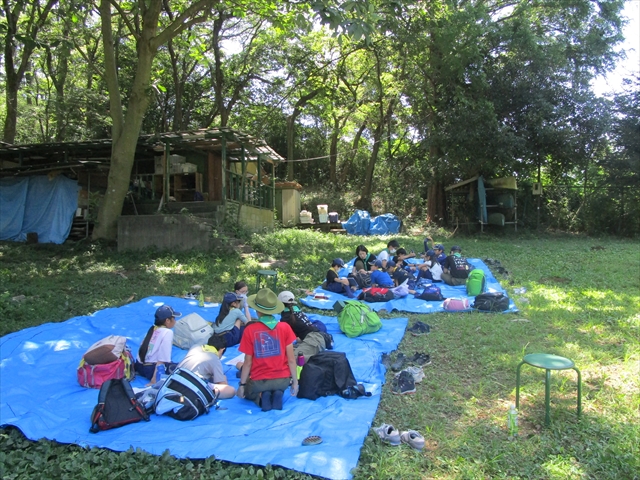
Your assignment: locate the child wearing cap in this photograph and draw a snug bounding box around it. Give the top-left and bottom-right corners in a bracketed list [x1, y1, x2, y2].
[237, 288, 298, 412]
[369, 259, 395, 288]
[278, 291, 329, 362]
[177, 344, 236, 399]
[325, 258, 356, 298]
[209, 292, 249, 348]
[434, 244, 447, 266]
[135, 305, 181, 384]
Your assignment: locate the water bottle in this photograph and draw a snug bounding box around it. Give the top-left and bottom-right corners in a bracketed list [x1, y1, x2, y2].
[297, 353, 305, 367]
[156, 364, 166, 384]
[507, 404, 518, 436]
[198, 291, 205, 307]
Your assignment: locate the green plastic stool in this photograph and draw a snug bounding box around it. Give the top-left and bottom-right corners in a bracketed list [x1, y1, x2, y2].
[256, 269, 278, 291]
[516, 353, 582, 426]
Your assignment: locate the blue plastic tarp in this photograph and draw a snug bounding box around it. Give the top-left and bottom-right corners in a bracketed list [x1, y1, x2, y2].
[0, 297, 408, 480]
[0, 175, 79, 243]
[302, 258, 518, 314]
[341, 210, 400, 236]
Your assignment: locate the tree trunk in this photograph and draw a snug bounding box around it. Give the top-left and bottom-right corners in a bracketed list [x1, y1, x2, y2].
[286, 88, 322, 180]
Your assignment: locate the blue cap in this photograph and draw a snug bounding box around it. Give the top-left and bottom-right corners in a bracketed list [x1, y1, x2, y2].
[434, 244, 445, 251]
[386, 260, 396, 268]
[451, 245, 461, 252]
[370, 259, 384, 267]
[426, 249, 435, 256]
[223, 292, 241, 304]
[155, 305, 182, 321]
[332, 258, 345, 267]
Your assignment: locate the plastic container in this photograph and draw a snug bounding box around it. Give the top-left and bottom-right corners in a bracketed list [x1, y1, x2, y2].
[507, 404, 518, 436]
[198, 291, 205, 307]
[318, 213, 328, 223]
[156, 364, 166, 384]
[317, 204, 328, 215]
[299, 210, 313, 224]
[328, 212, 339, 223]
[297, 353, 305, 367]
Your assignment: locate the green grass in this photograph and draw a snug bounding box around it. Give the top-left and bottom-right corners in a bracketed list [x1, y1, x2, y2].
[1, 231, 639, 479]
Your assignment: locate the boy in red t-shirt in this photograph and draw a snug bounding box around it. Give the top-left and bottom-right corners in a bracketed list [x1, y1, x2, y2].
[237, 288, 298, 411]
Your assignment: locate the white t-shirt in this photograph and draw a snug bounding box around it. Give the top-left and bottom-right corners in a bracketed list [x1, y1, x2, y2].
[430, 262, 443, 281]
[138, 327, 173, 363]
[177, 346, 225, 383]
[377, 249, 390, 262]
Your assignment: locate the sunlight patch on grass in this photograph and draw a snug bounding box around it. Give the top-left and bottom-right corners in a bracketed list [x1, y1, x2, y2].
[542, 454, 585, 479]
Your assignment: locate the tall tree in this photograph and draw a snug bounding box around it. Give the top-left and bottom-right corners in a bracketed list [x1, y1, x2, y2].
[2, 0, 58, 143]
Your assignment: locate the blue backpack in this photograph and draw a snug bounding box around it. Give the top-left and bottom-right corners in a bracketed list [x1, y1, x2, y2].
[416, 285, 444, 301]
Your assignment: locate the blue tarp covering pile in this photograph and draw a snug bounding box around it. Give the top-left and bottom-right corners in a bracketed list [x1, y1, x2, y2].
[0, 175, 79, 244]
[0, 297, 408, 480]
[341, 210, 401, 235]
[302, 258, 518, 314]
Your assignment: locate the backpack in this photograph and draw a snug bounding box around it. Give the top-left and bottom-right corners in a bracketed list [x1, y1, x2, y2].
[173, 313, 214, 349]
[466, 269, 486, 296]
[442, 297, 471, 311]
[473, 292, 510, 311]
[298, 351, 358, 400]
[337, 300, 382, 337]
[77, 335, 135, 389]
[416, 285, 444, 301]
[89, 378, 149, 433]
[357, 287, 394, 303]
[349, 271, 371, 289]
[154, 367, 217, 420]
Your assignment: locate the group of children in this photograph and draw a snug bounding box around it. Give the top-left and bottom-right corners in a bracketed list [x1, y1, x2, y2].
[324, 237, 474, 297]
[134, 286, 330, 412]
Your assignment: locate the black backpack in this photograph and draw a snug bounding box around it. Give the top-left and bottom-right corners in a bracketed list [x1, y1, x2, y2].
[89, 378, 149, 433]
[153, 367, 217, 420]
[473, 292, 510, 311]
[416, 285, 444, 301]
[357, 288, 395, 303]
[349, 271, 371, 289]
[298, 351, 357, 400]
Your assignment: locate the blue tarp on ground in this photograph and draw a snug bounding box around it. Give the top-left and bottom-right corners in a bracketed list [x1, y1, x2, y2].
[301, 258, 518, 314]
[0, 175, 79, 243]
[0, 297, 408, 480]
[341, 210, 400, 236]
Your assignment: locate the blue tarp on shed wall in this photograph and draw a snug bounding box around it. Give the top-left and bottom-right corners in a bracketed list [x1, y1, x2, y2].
[342, 210, 400, 235]
[0, 175, 79, 244]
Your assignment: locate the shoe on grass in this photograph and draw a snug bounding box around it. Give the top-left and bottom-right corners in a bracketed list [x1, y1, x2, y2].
[391, 371, 416, 395]
[409, 352, 431, 366]
[400, 366, 425, 383]
[381, 353, 392, 368]
[391, 352, 407, 372]
[407, 321, 431, 336]
[400, 430, 425, 450]
[372, 424, 401, 446]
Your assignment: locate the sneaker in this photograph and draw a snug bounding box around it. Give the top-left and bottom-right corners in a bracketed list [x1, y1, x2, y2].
[391, 353, 407, 372]
[372, 424, 402, 446]
[381, 353, 392, 368]
[401, 366, 425, 383]
[391, 371, 416, 395]
[272, 389, 284, 410]
[400, 430, 425, 450]
[261, 391, 273, 412]
[409, 352, 432, 366]
[407, 321, 431, 336]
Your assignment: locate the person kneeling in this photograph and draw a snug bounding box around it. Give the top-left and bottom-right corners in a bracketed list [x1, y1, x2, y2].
[237, 288, 298, 412]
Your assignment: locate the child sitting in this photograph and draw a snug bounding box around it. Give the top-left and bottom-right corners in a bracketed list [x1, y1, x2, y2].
[209, 292, 248, 348]
[369, 259, 395, 288]
[325, 258, 356, 298]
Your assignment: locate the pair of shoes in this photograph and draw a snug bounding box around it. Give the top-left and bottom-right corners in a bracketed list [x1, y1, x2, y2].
[400, 430, 425, 450]
[372, 424, 401, 446]
[272, 390, 284, 410]
[381, 353, 392, 368]
[391, 353, 406, 372]
[400, 366, 424, 383]
[391, 371, 416, 395]
[302, 435, 323, 446]
[407, 321, 431, 336]
[409, 352, 431, 366]
[261, 391, 273, 412]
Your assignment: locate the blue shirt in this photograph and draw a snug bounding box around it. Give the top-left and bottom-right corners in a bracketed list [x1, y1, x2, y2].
[371, 269, 394, 288]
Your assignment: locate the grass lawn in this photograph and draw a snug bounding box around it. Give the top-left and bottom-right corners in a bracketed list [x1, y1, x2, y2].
[1, 230, 638, 479]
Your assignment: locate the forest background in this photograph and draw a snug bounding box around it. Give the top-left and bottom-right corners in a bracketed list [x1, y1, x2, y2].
[1, 0, 639, 238]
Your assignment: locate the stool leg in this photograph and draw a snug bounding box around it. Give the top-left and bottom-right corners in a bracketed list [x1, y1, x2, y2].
[256, 276, 260, 292]
[272, 273, 277, 291]
[573, 367, 582, 418]
[515, 361, 525, 410]
[545, 369, 551, 426]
